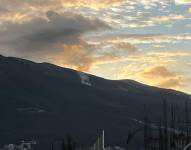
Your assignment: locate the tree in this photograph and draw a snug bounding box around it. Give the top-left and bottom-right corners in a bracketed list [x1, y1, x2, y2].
[62, 136, 76, 150]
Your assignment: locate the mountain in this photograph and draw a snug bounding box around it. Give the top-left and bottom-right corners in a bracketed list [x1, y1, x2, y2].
[0, 55, 190, 149]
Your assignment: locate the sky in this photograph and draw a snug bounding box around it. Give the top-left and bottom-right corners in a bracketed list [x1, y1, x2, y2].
[0, 0, 191, 94]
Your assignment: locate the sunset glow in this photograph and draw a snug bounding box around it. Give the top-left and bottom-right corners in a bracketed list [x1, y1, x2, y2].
[0, 0, 191, 93]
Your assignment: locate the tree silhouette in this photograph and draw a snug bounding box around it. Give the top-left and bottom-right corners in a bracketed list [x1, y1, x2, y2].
[62, 136, 76, 150]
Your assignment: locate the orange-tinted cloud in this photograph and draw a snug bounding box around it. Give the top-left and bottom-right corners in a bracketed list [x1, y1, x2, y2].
[157, 77, 183, 88]
[0, 0, 123, 12]
[61, 0, 123, 9]
[0, 11, 113, 72]
[140, 66, 175, 79]
[139, 66, 184, 88]
[0, 0, 124, 23]
[0, 11, 109, 54]
[53, 44, 93, 72]
[53, 44, 120, 72]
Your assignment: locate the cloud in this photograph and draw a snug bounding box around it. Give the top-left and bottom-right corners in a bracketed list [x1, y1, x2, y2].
[88, 40, 139, 54]
[0, 1, 59, 23]
[89, 32, 191, 46]
[1, 10, 135, 72]
[53, 44, 93, 71]
[0, 0, 123, 13]
[175, 0, 191, 5]
[0, 0, 187, 27]
[147, 14, 185, 24]
[174, 0, 191, 13]
[140, 66, 176, 79]
[0, 11, 109, 51]
[116, 52, 189, 89]
[0, 0, 125, 23]
[61, 0, 123, 9]
[157, 77, 184, 88]
[0, 11, 112, 71]
[139, 66, 184, 88]
[0, 0, 170, 12]
[0, 0, 60, 11]
[188, 63, 191, 67]
[113, 42, 138, 52]
[0, 10, 141, 72]
[53, 44, 120, 71]
[0, 6, 32, 23]
[114, 50, 191, 92]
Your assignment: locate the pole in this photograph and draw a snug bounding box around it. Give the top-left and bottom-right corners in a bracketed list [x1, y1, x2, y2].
[102, 130, 105, 150]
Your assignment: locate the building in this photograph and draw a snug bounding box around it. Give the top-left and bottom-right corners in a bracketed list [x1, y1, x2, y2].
[1, 141, 36, 150]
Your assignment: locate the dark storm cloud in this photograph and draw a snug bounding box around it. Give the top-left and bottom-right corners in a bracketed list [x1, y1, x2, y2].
[0, 11, 112, 71]
[0, 11, 109, 54]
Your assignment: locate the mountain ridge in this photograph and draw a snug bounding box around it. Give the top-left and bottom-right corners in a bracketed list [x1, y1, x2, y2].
[0, 54, 189, 96]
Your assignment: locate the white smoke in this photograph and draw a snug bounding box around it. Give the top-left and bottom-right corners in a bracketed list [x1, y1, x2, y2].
[78, 72, 92, 86]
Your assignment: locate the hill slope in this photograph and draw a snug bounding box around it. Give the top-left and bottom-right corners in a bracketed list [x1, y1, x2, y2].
[0, 55, 190, 149]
